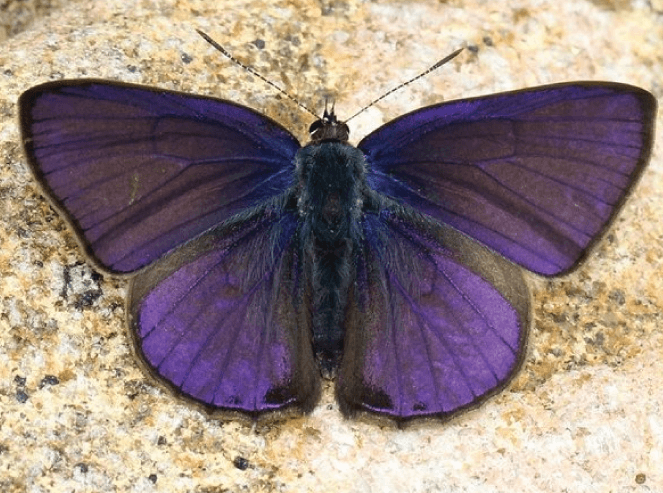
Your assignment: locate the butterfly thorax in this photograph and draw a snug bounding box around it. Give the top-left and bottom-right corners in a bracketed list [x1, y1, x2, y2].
[295, 118, 366, 375]
[296, 142, 365, 241]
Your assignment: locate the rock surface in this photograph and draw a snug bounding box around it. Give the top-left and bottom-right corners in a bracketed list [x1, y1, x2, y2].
[0, 0, 661, 491]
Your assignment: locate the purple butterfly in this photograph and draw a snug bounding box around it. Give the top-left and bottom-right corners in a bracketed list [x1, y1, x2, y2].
[19, 76, 656, 423]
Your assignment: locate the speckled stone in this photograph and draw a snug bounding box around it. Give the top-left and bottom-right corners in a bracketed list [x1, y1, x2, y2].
[0, 0, 661, 492]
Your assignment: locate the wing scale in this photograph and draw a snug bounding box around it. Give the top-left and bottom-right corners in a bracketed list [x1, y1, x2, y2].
[20, 80, 300, 273]
[338, 208, 530, 421]
[361, 83, 656, 275]
[127, 208, 319, 416]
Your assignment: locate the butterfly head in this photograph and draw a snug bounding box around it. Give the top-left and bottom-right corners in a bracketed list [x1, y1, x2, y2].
[308, 109, 350, 143]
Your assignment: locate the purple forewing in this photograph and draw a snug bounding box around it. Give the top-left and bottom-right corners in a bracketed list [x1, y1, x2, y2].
[20, 80, 300, 273]
[360, 83, 656, 275]
[338, 209, 530, 422]
[127, 209, 319, 417]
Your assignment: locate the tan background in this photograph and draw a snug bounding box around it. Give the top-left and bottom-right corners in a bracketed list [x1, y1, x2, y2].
[0, 0, 662, 491]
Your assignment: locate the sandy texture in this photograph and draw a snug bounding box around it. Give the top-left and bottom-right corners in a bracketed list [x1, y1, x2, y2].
[0, 0, 661, 491]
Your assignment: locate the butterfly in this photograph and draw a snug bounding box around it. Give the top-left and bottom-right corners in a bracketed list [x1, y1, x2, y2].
[18, 73, 656, 424]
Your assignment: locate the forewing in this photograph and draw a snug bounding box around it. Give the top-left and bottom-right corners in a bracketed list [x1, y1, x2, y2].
[20, 80, 300, 273]
[127, 208, 319, 418]
[338, 209, 530, 423]
[360, 83, 656, 275]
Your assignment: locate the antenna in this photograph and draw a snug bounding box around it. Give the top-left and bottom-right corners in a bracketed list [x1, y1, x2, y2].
[344, 47, 464, 123]
[197, 29, 319, 119]
[198, 30, 464, 123]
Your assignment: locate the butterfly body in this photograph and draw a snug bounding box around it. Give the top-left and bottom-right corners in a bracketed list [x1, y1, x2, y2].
[19, 79, 655, 423]
[296, 139, 367, 374]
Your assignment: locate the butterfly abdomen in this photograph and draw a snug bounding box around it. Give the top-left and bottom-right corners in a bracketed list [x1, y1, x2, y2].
[296, 141, 366, 375]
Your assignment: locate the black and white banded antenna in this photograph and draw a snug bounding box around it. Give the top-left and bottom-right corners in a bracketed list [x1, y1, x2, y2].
[344, 47, 464, 123]
[197, 29, 319, 119]
[198, 29, 463, 123]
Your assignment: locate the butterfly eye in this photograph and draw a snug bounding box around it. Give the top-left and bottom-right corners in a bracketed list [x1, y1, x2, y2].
[309, 119, 324, 137]
[336, 122, 350, 141]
